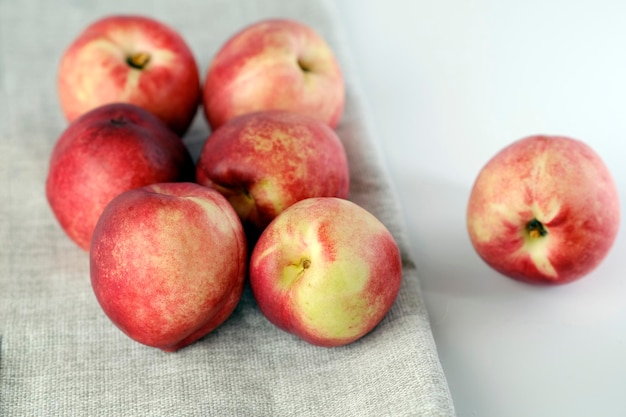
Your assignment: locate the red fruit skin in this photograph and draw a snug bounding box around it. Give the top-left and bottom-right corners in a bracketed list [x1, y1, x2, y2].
[58, 14, 200, 135]
[90, 182, 247, 352]
[250, 197, 402, 348]
[467, 135, 620, 284]
[196, 110, 350, 231]
[203, 18, 345, 129]
[46, 102, 195, 251]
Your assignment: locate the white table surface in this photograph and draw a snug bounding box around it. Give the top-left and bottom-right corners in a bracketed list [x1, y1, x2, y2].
[335, 1, 626, 416]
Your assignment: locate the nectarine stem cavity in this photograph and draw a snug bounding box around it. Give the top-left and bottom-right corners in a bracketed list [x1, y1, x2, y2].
[297, 58, 311, 73]
[526, 219, 547, 239]
[127, 52, 151, 70]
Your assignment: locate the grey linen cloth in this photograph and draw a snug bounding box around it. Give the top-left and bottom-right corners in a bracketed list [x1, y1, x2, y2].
[0, 0, 456, 415]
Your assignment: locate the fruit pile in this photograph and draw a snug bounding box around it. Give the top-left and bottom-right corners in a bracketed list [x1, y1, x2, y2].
[46, 14, 621, 353]
[46, 16, 403, 351]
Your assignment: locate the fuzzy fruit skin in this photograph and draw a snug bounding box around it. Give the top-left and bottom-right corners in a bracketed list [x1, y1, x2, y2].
[90, 182, 247, 352]
[467, 135, 620, 285]
[46, 103, 194, 251]
[196, 110, 350, 231]
[58, 15, 200, 135]
[250, 197, 402, 347]
[203, 18, 345, 129]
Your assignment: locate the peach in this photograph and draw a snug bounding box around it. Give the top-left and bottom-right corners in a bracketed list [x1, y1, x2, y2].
[196, 110, 350, 232]
[249, 197, 402, 347]
[203, 18, 344, 129]
[58, 15, 200, 135]
[467, 135, 620, 284]
[90, 182, 247, 351]
[46, 103, 194, 251]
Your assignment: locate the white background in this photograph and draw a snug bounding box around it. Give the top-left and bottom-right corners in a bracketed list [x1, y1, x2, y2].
[335, 1, 626, 416]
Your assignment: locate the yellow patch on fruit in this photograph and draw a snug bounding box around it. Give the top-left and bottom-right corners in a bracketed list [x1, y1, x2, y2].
[145, 48, 176, 66]
[527, 246, 557, 278]
[122, 70, 142, 98]
[74, 39, 123, 104]
[279, 257, 311, 288]
[292, 256, 373, 340]
[185, 196, 233, 236]
[270, 224, 322, 290]
[532, 198, 561, 223]
[471, 203, 520, 243]
[224, 187, 256, 221]
[83, 38, 122, 60]
[518, 232, 558, 278]
[530, 151, 549, 182]
[249, 178, 285, 216]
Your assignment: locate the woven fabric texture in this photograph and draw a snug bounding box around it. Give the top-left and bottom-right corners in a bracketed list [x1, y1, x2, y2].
[0, 0, 456, 415]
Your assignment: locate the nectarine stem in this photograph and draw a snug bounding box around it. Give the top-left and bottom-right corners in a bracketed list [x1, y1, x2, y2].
[127, 52, 151, 70]
[302, 259, 311, 269]
[526, 219, 547, 239]
[297, 58, 312, 73]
